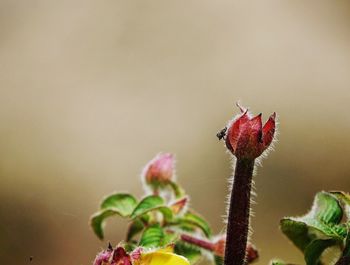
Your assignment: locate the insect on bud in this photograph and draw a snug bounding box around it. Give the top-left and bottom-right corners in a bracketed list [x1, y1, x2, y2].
[225, 105, 276, 159]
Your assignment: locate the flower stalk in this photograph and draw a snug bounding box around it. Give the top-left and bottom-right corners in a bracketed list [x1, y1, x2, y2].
[219, 104, 276, 265]
[224, 158, 255, 265]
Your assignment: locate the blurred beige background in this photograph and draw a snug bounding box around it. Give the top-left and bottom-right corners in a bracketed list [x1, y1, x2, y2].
[1, 1, 350, 264]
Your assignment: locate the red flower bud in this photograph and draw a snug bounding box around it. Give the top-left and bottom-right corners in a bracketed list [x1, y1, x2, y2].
[225, 106, 276, 159]
[112, 247, 132, 265]
[93, 247, 132, 265]
[143, 153, 175, 187]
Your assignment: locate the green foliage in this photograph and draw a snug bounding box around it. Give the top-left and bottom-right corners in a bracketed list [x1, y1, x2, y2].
[174, 241, 202, 264]
[131, 195, 173, 221]
[140, 224, 165, 247]
[277, 191, 350, 265]
[90, 193, 138, 239]
[90, 169, 216, 264]
[176, 212, 212, 238]
[126, 219, 144, 242]
[100, 193, 138, 214]
[90, 158, 350, 265]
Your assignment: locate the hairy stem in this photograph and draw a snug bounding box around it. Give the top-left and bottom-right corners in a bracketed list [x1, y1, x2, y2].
[180, 234, 215, 251]
[224, 158, 255, 265]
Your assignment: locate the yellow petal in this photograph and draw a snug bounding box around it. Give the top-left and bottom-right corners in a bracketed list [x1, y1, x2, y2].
[139, 251, 190, 265]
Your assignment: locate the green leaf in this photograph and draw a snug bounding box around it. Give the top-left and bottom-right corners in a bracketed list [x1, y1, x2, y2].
[330, 191, 350, 205]
[90, 209, 118, 239]
[131, 195, 173, 221]
[100, 193, 138, 217]
[163, 231, 179, 246]
[90, 193, 138, 239]
[304, 239, 337, 265]
[126, 219, 144, 242]
[177, 212, 212, 238]
[280, 192, 346, 265]
[174, 241, 202, 264]
[139, 224, 165, 247]
[330, 191, 350, 220]
[280, 219, 311, 251]
[311, 192, 343, 225]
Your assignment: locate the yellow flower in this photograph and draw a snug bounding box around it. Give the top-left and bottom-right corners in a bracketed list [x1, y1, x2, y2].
[135, 248, 189, 265]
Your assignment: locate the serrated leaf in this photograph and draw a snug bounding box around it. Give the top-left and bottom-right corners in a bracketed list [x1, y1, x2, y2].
[174, 241, 202, 264]
[131, 195, 173, 221]
[90, 193, 138, 239]
[311, 192, 343, 225]
[127, 219, 144, 242]
[280, 192, 346, 265]
[90, 209, 118, 239]
[177, 212, 212, 238]
[281, 192, 345, 249]
[100, 193, 138, 217]
[140, 224, 165, 247]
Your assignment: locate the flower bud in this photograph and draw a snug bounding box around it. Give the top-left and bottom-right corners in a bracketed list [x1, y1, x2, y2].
[112, 247, 132, 265]
[93, 250, 112, 265]
[93, 247, 132, 265]
[225, 106, 276, 159]
[143, 153, 175, 188]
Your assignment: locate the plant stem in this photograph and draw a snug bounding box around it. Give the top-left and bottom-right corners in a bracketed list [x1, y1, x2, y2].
[180, 234, 215, 251]
[224, 158, 255, 265]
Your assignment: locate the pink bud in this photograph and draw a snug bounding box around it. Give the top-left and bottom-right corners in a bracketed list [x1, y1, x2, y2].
[93, 250, 112, 265]
[143, 153, 175, 187]
[93, 247, 132, 265]
[225, 106, 276, 159]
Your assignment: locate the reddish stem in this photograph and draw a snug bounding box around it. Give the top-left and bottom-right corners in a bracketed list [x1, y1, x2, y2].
[224, 158, 255, 265]
[180, 234, 215, 251]
[179, 232, 258, 264]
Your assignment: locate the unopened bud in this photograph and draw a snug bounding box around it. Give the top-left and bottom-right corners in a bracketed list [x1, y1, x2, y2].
[143, 153, 175, 188]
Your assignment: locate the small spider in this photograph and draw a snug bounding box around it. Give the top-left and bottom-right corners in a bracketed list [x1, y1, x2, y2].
[216, 127, 227, 141]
